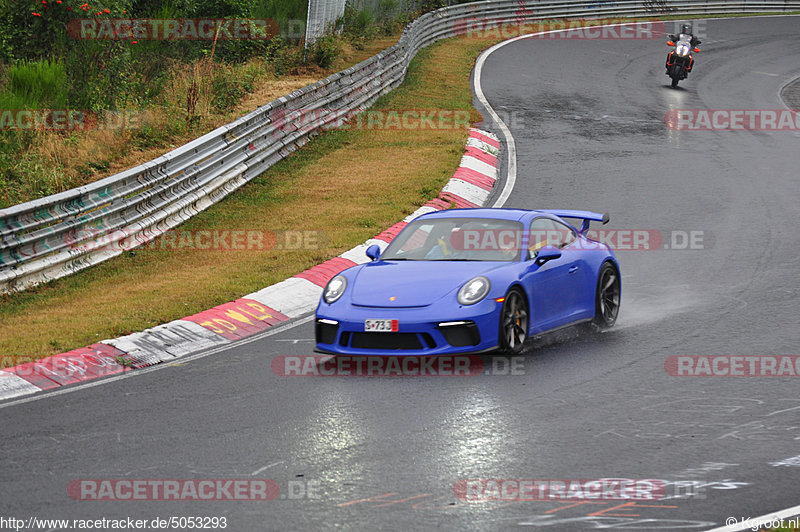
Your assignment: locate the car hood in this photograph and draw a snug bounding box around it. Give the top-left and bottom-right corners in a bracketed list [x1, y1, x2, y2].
[350, 260, 506, 307]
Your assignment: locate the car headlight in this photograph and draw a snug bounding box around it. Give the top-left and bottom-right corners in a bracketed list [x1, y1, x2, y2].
[323, 274, 347, 304]
[457, 276, 491, 305]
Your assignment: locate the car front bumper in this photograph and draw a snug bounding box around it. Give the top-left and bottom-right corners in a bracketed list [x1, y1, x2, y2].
[314, 297, 504, 356]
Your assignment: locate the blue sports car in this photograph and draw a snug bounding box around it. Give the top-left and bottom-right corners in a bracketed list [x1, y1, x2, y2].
[314, 208, 620, 355]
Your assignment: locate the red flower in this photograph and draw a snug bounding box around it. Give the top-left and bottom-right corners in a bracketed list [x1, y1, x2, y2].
[132, 40, 138, 44]
[32, 11, 42, 16]
[80, 3, 88, 10]
[95, 11, 100, 15]
[42, 1, 47, 4]
[103, 8, 109, 13]
[56, 0, 62, 3]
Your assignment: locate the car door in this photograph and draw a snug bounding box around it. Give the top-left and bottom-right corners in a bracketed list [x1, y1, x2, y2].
[520, 217, 586, 332]
[547, 219, 594, 323]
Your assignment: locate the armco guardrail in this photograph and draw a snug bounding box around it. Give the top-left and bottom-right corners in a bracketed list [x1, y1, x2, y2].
[1, 0, 798, 293]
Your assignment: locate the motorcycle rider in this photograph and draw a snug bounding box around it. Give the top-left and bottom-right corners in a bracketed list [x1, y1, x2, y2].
[666, 23, 701, 75]
[669, 22, 702, 47]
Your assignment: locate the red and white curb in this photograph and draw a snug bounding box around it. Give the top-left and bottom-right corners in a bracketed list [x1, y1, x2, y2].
[0, 128, 500, 401]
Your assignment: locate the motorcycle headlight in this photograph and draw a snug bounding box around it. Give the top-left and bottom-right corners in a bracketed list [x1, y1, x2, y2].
[323, 274, 347, 304]
[457, 276, 491, 305]
[676, 44, 690, 57]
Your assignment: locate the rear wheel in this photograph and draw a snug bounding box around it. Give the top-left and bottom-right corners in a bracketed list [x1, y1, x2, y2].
[499, 288, 528, 354]
[593, 262, 620, 329]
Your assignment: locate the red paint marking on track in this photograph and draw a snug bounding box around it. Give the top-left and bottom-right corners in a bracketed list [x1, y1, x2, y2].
[294, 257, 357, 287]
[439, 192, 477, 209]
[469, 129, 500, 149]
[464, 146, 498, 166]
[4, 344, 130, 389]
[452, 167, 496, 190]
[373, 221, 408, 243]
[184, 298, 289, 340]
[423, 198, 453, 211]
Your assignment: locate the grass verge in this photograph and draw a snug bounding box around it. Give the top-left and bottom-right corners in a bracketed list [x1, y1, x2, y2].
[0, 31, 495, 361]
[0, 34, 401, 209]
[1, 13, 791, 362]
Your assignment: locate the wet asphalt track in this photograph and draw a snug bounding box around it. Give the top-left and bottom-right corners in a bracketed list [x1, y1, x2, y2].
[2, 16, 800, 532]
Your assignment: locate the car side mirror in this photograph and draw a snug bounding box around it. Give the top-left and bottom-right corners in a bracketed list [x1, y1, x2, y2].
[366, 244, 381, 261]
[666, 40, 675, 46]
[534, 245, 562, 266]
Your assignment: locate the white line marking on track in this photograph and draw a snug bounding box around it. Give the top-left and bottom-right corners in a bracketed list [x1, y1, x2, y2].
[475, 24, 651, 208]
[475, 15, 800, 531]
[251, 461, 285, 476]
[474, 14, 800, 207]
[7, 14, 798, 412]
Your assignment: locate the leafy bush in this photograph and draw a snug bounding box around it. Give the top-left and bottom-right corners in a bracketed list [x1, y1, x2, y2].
[252, 0, 308, 43]
[342, 3, 374, 36]
[271, 44, 303, 76]
[308, 33, 341, 69]
[211, 62, 257, 111]
[0, 0, 134, 63]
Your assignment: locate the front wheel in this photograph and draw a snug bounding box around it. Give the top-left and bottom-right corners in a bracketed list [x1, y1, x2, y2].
[670, 64, 682, 87]
[592, 262, 621, 330]
[499, 288, 528, 354]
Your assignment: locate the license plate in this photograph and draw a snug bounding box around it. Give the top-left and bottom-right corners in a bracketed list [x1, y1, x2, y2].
[364, 319, 398, 332]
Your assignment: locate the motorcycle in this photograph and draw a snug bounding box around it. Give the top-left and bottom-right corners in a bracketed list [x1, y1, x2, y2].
[665, 36, 700, 88]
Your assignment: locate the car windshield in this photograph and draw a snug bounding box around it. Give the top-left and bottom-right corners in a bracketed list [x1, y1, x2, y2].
[381, 217, 524, 262]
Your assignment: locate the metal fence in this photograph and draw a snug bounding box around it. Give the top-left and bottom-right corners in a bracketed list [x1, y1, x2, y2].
[305, 0, 348, 45]
[1, 0, 798, 293]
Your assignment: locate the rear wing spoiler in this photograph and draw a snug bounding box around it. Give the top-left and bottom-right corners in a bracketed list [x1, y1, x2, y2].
[536, 209, 609, 234]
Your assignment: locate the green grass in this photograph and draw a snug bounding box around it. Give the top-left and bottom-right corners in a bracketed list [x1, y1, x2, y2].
[0, 31, 489, 361]
[0, 59, 68, 110]
[2, 12, 794, 361]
